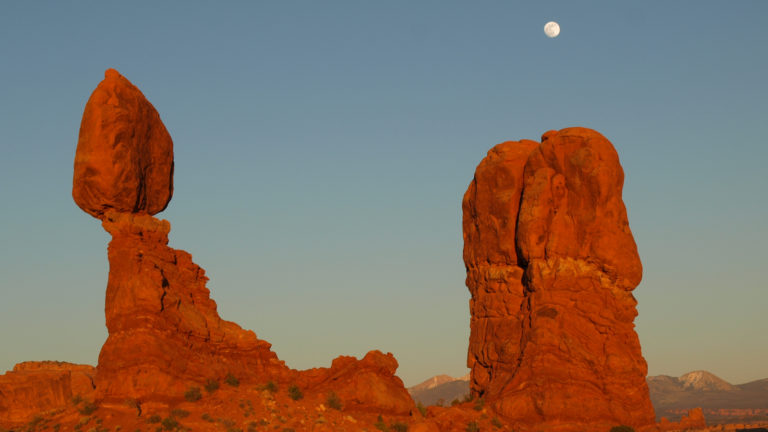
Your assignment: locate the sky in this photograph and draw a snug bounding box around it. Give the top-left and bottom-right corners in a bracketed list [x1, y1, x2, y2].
[0, 1, 766, 387]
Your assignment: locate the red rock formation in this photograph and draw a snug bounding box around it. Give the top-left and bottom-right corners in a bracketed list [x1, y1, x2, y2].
[463, 127, 656, 431]
[0, 362, 95, 423]
[95, 210, 288, 403]
[300, 351, 414, 415]
[660, 408, 707, 431]
[69, 69, 413, 414]
[73, 68, 173, 219]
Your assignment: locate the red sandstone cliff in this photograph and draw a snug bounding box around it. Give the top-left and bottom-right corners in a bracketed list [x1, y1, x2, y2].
[463, 128, 656, 431]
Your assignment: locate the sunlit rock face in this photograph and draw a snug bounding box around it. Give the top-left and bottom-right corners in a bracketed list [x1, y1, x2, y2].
[73, 68, 173, 219]
[0, 362, 95, 423]
[463, 127, 656, 431]
[72, 69, 414, 413]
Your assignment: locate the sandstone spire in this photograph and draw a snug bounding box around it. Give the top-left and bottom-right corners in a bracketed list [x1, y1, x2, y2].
[463, 127, 656, 431]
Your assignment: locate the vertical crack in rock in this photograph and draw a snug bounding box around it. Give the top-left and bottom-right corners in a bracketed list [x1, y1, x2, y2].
[463, 128, 656, 431]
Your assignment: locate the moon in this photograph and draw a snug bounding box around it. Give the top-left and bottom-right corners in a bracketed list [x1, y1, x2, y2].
[544, 21, 560, 38]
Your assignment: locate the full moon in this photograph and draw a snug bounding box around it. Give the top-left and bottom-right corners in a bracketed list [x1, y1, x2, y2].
[544, 21, 560, 38]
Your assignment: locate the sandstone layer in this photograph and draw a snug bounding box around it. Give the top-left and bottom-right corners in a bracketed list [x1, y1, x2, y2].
[463, 127, 656, 431]
[96, 210, 288, 403]
[0, 362, 95, 423]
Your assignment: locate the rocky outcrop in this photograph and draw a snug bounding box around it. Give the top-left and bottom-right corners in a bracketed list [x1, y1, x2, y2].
[95, 211, 288, 402]
[300, 350, 414, 415]
[463, 128, 655, 431]
[0, 362, 95, 423]
[69, 69, 413, 414]
[660, 408, 707, 431]
[73, 69, 173, 219]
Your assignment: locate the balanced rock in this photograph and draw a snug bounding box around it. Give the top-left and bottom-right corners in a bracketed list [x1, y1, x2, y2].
[73, 69, 173, 219]
[463, 127, 655, 431]
[70, 69, 414, 414]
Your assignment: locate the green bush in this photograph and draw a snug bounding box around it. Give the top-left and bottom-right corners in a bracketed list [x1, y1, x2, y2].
[326, 391, 342, 410]
[78, 401, 97, 415]
[161, 417, 179, 431]
[184, 386, 202, 402]
[287, 385, 303, 401]
[609, 427, 635, 432]
[147, 415, 162, 424]
[391, 422, 408, 432]
[491, 416, 503, 428]
[170, 408, 189, 418]
[374, 415, 389, 432]
[466, 421, 479, 432]
[473, 397, 484, 411]
[416, 401, 427, 417]
[204, 379, 220, 393]
[263, 381, 278, 393]
[224, 373, 240, 387]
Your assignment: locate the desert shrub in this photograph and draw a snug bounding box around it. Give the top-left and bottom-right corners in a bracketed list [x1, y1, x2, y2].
[609, 427, 635, 432]
[416, 401, 427, 417]
[263, 381, 278, 393]
[473, 397, 484, 411]
[374, 415, 389, 432]
[72, 394, 83, 405]
[225, 373, 240, 387]
[219, 418, 236, 428]
[79, 401, 98, 415]
[184, 386, 202, 402]
[326, 391, 342, 410]
[492, 416, 503, 428]
[160, 417, 179, 431]
[435, 398, 445, 407]
[466, 421, 479, 432]
[201, 413, 214, 422]
[451, 398, 460, 406]
[390, 422, 408, 432]
[170, 408, 189, 418]
[462, 393, 474, 403]
[287, 385, 303, 401]
[204, 379, 220, 393]
[147, 414, 162, 424]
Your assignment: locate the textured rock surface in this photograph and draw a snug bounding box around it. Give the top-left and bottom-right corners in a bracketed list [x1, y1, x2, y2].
[73, 69, 173, 219]
[299, 350, 414, 415]
[95, 210, 288, 402]
[660, 408, 707, 431]
[2, 68, 417, 429]
[0, 362, 95, 423]
[463, 127, 656, 431]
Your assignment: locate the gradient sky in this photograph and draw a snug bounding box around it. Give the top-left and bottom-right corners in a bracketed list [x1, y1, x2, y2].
[1, 1, 766, 387]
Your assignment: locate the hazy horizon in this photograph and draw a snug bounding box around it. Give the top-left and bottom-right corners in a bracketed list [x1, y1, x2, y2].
[1, 1, 766, 388]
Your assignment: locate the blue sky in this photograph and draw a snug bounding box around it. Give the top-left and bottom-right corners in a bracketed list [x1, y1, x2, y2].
[1, 1, 766, 386]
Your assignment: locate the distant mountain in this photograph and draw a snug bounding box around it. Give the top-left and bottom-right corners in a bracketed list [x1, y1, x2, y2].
[678, 370, 738, 392]
[408, 374, 470, 406]
[648, 371, 768, 424]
